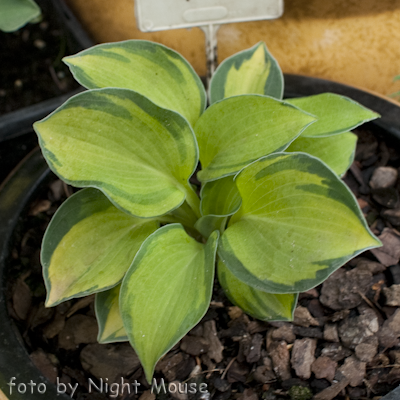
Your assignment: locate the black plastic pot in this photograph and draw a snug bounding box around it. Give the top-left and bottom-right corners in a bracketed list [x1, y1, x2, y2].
[0, 76, 400, 399]
[0, 0, 94, 184]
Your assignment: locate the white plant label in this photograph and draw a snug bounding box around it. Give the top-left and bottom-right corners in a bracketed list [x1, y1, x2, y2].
[135, 0, 284, 32]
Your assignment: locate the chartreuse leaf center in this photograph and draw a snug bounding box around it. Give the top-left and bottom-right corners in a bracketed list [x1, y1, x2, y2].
[287, 132, 357, 176]
[219, 152, 381, 293]
[218, 260, 298, 321]
[95, 284, 128, 344]
[194, 95, 316, 182]
[34, 88, 199, 218]
[42, 188, 159, 307]
[210, 42, 284, 103]
[63, 40, 206, 126]
[286, 93, 379, 137]
[120, 225, 219, 383]
[195, 176, 242, 238]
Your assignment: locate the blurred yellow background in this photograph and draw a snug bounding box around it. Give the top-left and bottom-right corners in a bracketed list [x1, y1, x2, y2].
[66, 0, 400, 97]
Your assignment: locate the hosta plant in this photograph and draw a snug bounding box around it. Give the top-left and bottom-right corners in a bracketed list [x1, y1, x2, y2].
[34, 40, 382, 382]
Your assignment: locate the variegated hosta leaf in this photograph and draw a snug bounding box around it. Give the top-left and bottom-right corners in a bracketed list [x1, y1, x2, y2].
[195, 215, 227, 239]
[287, 132, 357, 176]
[64, 40, 206, 126]
[34, 89, 199, 218]
[120, 225, 219, 382]
[195, 95, 316, 182]
[201, 176, 241, 217]
[95, 284, 128, 343]
[286, 93, 379, 137]
[218, 260, 298, 321]
[160, 201, 198, 229]
[219, 153, 381, 293]
[210, 42, 283, 104]
[0, 0, 41, 32]
[195, 176, 241, 237]
[42, 188, 159, 307]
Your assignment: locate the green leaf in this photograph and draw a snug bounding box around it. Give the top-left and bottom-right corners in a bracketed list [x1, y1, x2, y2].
[286, 93, 379, 137]
[195, 176, 242, 237]
[219, 153, 381, 293]
[210, 42, 283, 104]
[201, 176, 241, 217]
[218, 260, 298, 321]
[286, 132, 357, 176]
[0, 0, 41, 32]
[42, 188, 158, 307]
[34, 88, 199, 218]
[64, 40, 206, 126]
[195, 95, 316, 182]
[120, 225, 219, 382]
[95, 284, 128, 343]
[195, 215, 227, 238]
[160, 201, 199, 230]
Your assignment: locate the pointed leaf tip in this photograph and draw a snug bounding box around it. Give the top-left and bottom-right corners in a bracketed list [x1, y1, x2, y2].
[220, 152, 381, 293]
[120, 225, 219, 382]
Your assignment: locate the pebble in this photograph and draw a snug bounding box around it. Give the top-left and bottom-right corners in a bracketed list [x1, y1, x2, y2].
[292, 326, 324, 339]
[372, 187, 399, 209]
[355, 336, 378, 363]
[338, 306, 379, 349]
[34, 39, 46, 49]
[313, 376, 350, 400]
[378, 308, 400, 348]
[389, 265, 400, 284]
[269, 341, 291, 381]
[307, 299, 325, 318]
[271, 325, 295, 343]
[156, 352, 186, 382]
[253, 365, 276, 384]
[323, 323, 339, 342]
[383, 208, 400, 227]
[339, 356, 366, 387]
[320, 343, 352, 362]
[246, 333, 263, 363]
[291, 338, 317, 380]
[293, 306, 319, 327]
[356, 258, 386, 274]
[371, 228, 400, 266]
[58, 315, 98, 350]
[369, 166, 398, 189]
[213, 377, 231, 392]
[203, 320, 224, 363]
[320, 267, 372, 310]
[180, 335, 209, 356]
[14, 79, 23, 88]
[226, 360, 249, 383]
[311, 356, 337, 382]
[80, 343, 140, 382]
[383, 284, 400, 306]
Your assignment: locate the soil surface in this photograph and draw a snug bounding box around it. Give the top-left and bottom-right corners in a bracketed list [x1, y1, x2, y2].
[0, 0, 80, 114]
[6, 125, 400, 400]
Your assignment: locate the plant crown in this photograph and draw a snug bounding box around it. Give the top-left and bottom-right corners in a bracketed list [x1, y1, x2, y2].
[34, 40, 381, 382]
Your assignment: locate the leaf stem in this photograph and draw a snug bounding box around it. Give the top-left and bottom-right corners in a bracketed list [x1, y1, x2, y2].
[183, 184, 201, 219]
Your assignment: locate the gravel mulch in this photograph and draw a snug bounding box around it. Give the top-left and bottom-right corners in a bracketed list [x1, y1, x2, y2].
[5, 125, 400, 400]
